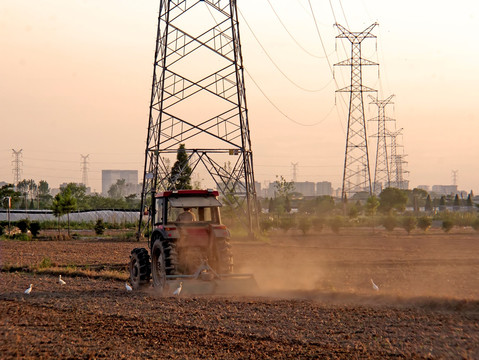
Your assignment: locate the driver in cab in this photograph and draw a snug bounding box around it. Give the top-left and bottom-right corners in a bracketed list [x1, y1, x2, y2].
[176, 207, 196, 222]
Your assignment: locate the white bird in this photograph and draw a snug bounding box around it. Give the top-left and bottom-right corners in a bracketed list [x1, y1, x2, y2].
[370, 278, 379, 291]
[59, 275, 66, 285]
[24, 284, 33, 295]
[125, 282, 133, 292]
[173, 282, 183, 296]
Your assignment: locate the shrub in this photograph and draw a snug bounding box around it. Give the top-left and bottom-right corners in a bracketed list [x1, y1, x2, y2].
[278, 216, 295, 232]
[472, 218, 479, 232]
[259, 217, 274, 233]
[17, 219, 30, 234]
[312, 217, 324, 233]
[402, 216, 417, 235]
[382, 216, 397, 232]
[0, 226, 4, 236]
[94, 219, 106, 235]
[38, 256, 52, 269]
[441, 219, 454, 233]
[14, 233, 31, 241]
[30, 222, 41, 237]
[298, 217, 312, 235]
[417, 216, 432, 232]
[330, 216, 344, 234]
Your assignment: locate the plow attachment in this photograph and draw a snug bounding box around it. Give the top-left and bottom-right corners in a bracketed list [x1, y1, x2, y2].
[166, 261, 258, 296]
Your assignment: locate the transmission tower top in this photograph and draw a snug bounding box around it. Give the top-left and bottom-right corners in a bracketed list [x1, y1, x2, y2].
[11, 149, 23, 187]
[334, 23, 378, 200]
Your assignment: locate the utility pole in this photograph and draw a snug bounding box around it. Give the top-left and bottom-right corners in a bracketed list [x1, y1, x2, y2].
[81, 154, 90, 187]
[291, 162, 298, 182]
[334, 23, 378, 200]
[11, 149, 23, 188]
[368, 94, 394, 194]
[139, 0, 258, 237]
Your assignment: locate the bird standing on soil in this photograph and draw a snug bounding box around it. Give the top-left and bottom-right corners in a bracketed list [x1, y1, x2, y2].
[370, 279, 379, 291]
[173, 282, 183, 296]
[125, 282, 133, 292]
[59, 275, 66, 285]
[24, 284, 33, 295]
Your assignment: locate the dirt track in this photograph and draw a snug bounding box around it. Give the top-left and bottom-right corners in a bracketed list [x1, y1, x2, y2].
[1, 228, 479, 359]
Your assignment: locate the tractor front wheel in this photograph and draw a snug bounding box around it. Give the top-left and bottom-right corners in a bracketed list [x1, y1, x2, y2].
[129, 248, 151, 289]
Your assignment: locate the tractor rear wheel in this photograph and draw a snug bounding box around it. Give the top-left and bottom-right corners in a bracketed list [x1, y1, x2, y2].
[129, 248, 151, 289]
[151, 240, 167, 292]
[213, 238, 233, 274]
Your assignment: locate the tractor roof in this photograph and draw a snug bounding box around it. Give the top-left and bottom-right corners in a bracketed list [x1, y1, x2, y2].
[155, 189, 219, 198]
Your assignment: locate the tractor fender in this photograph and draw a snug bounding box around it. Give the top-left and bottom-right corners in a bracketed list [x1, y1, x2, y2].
[152, 227, 180, 244]
[211, 225, 230, 239]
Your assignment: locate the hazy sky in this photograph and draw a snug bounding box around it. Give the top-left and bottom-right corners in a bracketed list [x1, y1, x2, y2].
[1, 0, 478, 193]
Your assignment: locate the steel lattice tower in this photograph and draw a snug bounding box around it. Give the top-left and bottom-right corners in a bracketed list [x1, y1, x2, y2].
[139, 0, 258, 235]
[11, 149, 23, 187]
[334, 23, 378, 200]
[81, 154, 89, 187]
[387, 128, 408, 189]
[368, 94, 394, 194]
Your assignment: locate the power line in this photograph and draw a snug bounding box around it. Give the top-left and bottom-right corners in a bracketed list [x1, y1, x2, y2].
[245, 68, 335, 127]
[265, 0, 332, 59]
[239, 8, 330, 93]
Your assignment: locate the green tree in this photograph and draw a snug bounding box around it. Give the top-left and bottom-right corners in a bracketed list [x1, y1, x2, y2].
[62, 183, 88, 209]
[441, 218, 454, 233]
[0, 184, 20, 209]
[439, 196, 446, 210]
[298, 216, 312, 235]
[402, 216, 417, 234]
[378, 188, 408, 213]
[52, 188, 77, 236]
[466, 193, 473, 207]
[272, 175, 295, 215]
[108, 179, 127, 199]
[424, 194, 433, 212]
[453, 194, 460, 209]
[170, 144, 192, 190]
[38, 180, 53, 209]
[417, 216, 432, 232]
[382, 215, 397, 232]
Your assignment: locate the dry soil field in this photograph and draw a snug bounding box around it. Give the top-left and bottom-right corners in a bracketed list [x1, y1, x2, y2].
[1, 227, 478, 359]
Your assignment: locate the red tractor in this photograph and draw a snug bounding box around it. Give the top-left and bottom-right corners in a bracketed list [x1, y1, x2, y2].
[129, 190, 254, 294]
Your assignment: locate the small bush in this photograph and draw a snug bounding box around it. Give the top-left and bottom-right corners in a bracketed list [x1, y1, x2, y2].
[442, 219, 454, 233]
[278, 216, 295, 232]
[312, 217, 324, 233]
[30, 222, 41, 237]
[298, 217, 312, 235]
[94, 219, 106, 235]
[382, 216, 397, 232]
[38, 256, 52, 269]
[472, 218, 479, 232]
[417, 216, 432, 232]
[330, 216, 344, 234]
[0, 226, 4, 236]
[259, 217, 274, 233]
[402, 216, 417, 234]
[17, 219, 30, 234]
[13, 233, 31, 241]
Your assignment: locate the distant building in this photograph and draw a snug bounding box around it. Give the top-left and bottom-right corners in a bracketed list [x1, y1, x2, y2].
[294, 181, 316, 197]
[316, 181, 332, 196]
[102, 170, 139, 196]
[432, 185, 458, 196]
[417, 185, 430, 192]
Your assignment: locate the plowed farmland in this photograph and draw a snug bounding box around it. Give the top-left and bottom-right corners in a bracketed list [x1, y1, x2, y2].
[1, 228, 479, 359]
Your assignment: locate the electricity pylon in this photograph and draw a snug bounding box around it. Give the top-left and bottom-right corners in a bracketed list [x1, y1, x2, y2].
[11, 149, 23, 187]
[81, 154, 89, 187]
[334, 23, 378, 200]
[368, 94, 394, 194]
[139, 0, 258, 236]
[387, 128, 408, 189]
